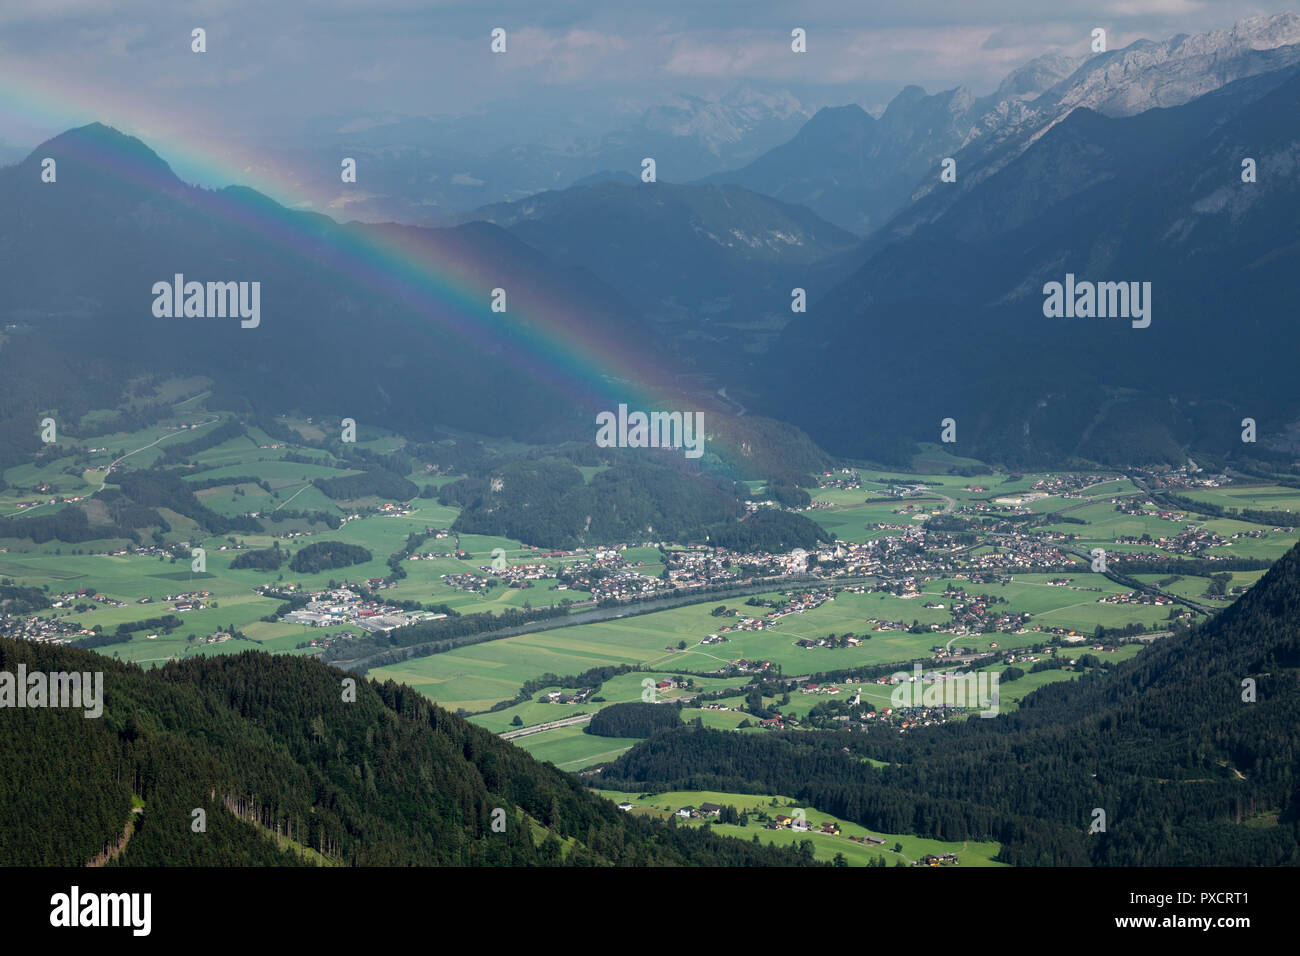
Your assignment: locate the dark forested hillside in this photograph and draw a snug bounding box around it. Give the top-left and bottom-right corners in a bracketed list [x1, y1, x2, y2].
[444, 457, 744, 548]
[706, 509, 831, 552]
[588, 701, 682, 738]
[597, 540, 1300, 866]
[757, 63, 1300, 467]
[0, 637, 815, 867]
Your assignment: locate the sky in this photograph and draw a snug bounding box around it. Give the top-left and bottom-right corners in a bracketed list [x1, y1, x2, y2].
[2, 1, 1297, 181]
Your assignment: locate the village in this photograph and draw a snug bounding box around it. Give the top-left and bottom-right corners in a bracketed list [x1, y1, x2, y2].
[271, 586, 448, 633]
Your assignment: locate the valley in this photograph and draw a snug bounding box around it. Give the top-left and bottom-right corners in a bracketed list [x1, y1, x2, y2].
[3, 386, 1294, 866]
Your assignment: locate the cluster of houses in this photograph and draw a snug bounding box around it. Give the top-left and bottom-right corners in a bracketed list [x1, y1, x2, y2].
[73, 543, 200, 559]
[484, 561, 548, 588]
[165, 590, 212, 612]
[795, 634, 862, 649]
[279, 587, 446, 633]
[50, 588, 127, 609]
[298, 631, 356, 651]
[1031, 473, 1116, 495]
[440, 572, 492, 593]
[0, 613, 87, 644]
[847, 834, 887, 846]
[816, 469, 861, 490]
[706, 658, 774, 677]
[763, 815, 840, 835]
[558, 552, 667, 602]
[715, 615, 773, 634]
[539, 687, 594, 705]
[1148, 470, 1229, 490]
[1098, 590, 1174, 606]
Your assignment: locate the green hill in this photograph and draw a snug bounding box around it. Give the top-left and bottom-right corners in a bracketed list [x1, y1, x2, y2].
[0, 638, 816, 866]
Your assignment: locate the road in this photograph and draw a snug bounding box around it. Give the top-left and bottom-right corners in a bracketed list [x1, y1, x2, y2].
[500, 713, 593, 739]
[1058, 545, 1215, 615]
[2, 418, 220, 517]
[337, 572, 878, 671]
[93, 418, 221, 492]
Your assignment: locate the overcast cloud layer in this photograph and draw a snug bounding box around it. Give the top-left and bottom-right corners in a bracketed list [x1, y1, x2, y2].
[2, 1, 1296, 185]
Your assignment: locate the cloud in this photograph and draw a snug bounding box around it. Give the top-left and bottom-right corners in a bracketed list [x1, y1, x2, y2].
[351, 61, 395, 85]
[662, 33, 791, 78]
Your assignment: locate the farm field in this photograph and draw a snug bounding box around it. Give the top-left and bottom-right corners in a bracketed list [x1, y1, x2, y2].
[511, 725, 643, 771]
[4, 397, 1294, 862]
[369, 570, 1179, 713]
[682, 641, 1147, 722]
[470, 671, 742, 732]
[1177, 484, 1300, 514]
[593, 789, 1005, 867]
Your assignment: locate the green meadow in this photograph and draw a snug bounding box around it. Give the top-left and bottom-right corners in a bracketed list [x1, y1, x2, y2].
[593, 789, 1005, 867]
[368, 571, 1180, 713]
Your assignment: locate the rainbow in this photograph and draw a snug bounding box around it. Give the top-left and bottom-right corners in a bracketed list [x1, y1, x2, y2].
[2, 68, 754, 473]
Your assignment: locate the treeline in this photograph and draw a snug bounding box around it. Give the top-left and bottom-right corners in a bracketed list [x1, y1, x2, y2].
[261, 509, 343, 530]
[113, 469, 262, 534]
[287, 541, 371, 574]
[186, 474, 273, 493]
[407, 437, 499, 478]
[588, 701, 682, 738]
[112, 613, 184, 637]
[100, 492, 170, 533]
[0, 583, 51, 614]
[444, 458, 743, 549]
[1112, 556, 1272, 576]
[0, 506, 137, 544]
[0, 637, 815, 866]
[70, 402, 170, 440]
[763, 480, 812, 509]
[160, 419, 246, 462]
[1154, 489, 1298, 528]
[231, 544, 286, 571]
[328, 603, 572, 668]
[479, 664, 637, 716]
[705, 509, 831, 552]
[314, 469, 418, 501]
[386, 529, 436, 581]
[72, 631, 133, 649]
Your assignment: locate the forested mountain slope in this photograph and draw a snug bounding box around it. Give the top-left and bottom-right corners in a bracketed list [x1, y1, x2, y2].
[0, 638, 814, 866]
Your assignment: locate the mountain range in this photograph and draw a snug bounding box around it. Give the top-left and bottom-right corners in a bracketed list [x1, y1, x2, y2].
[459, 179, 858, 356]
[235, 88, 812, 225]
[707, 12, 1300, 235]
[0, 123, 667, 457]
[754, 57, 1300, 467]
[4, 13, 1300, 475]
